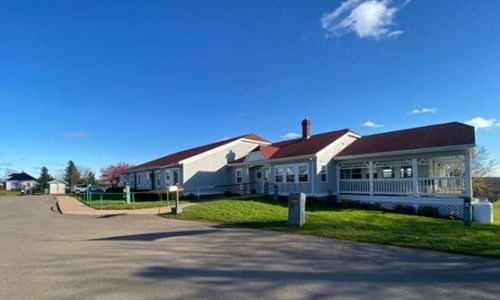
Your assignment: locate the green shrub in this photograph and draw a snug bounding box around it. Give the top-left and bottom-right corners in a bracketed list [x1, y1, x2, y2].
[394, 204, 416, 215]
[418, 205, 440, 218]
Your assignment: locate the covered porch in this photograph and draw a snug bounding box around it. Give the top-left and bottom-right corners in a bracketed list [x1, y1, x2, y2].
[336, 151, 472, 199]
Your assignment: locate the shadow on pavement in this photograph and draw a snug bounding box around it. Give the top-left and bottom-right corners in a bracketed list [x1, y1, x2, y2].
[89, 229, 219, 241]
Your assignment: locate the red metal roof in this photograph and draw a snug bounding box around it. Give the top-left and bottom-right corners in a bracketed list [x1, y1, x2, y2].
[336, 122, 475, 157]
[124, 134, 269, 173]
[248, 129, 351, 160]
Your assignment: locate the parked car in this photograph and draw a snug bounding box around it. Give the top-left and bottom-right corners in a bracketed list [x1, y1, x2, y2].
[72, 184, 88, 194]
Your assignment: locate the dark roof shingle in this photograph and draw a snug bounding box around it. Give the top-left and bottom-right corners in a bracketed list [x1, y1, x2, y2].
[7, 172, 36, 181]
[336, 122, 475, 157]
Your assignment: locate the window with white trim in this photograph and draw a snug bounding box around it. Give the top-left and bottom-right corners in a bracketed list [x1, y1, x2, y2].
[236, 168, 242, 183]
[156, 171, 161, 186]
[320, 164, 327, 182]
[401, 166, 412, 178]
[146, 174, 150, 186]
[383, 167, 394, 178]
[275, 164, 309, 183]
[275, 167, 284, 183]
[129, 174, 134, 186]
[298, 165, 308, 182]
[137, 174, 141, 186]
[286, 167, 295, 182]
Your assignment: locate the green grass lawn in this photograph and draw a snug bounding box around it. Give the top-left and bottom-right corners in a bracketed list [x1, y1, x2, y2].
[162, 197, 500, 258]
[80, 198, 189, 210]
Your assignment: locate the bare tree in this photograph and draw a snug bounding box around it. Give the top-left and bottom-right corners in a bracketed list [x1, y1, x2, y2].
[471, 145, 498, 197]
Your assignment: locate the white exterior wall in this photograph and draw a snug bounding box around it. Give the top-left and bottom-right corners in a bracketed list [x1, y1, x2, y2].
[5, 180, 36, 191]
[182, 141, 262, 190]
[315, 133, 359, 196]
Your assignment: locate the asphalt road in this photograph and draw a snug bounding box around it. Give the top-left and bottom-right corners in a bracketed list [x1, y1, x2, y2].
[0, 195, 499, 300]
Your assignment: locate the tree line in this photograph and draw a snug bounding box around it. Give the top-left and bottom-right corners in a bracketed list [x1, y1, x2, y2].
[35, 161, 133, 191]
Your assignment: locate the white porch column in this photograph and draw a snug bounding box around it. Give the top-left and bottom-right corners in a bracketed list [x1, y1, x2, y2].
[464, 150, 472, 198]
[411, 158, 418, 197]
[368, 161, 374, 196]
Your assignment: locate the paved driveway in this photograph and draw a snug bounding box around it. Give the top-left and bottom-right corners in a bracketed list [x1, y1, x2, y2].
[0, 195, 499, 300]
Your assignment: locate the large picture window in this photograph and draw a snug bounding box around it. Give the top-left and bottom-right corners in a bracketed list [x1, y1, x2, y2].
[274, 164, 308, 183]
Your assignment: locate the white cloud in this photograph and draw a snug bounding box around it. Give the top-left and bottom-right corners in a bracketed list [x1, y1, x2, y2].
[465, 117, 500, 129]
[321, 0, 409, 39]
[281, 132, 301, 140]
[363, 121, 385, 128]
[408, 107, 437, 115]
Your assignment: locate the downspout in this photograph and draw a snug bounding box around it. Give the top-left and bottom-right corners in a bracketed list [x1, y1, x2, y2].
[310, 157, 315, 196]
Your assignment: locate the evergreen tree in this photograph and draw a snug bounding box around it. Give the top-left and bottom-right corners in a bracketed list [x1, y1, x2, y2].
[63, 160, 81, 187]
[36, 167, 53, 192]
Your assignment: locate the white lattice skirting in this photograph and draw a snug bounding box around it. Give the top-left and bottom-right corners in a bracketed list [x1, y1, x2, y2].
[337, 195, 464, 219]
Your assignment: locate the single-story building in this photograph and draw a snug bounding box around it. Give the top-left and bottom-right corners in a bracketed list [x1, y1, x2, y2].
[48, 179, 67, 195]
[3, 171, 37, 191]
[121, 119, 475, 217]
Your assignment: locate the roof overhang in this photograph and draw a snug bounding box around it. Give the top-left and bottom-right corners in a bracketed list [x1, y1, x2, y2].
[334, 144, 476, 161]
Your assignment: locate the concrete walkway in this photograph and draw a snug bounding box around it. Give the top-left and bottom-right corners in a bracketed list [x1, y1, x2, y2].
[56, 195, 195, 216]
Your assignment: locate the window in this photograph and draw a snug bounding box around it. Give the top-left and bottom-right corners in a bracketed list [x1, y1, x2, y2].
[129, 174, 134, 186]
[352, 168, 362, 179]
[320, 164, 327, 182]
[173, 170, 179, 184]
[340, 169, 349, 180]
[156, 172, 161, 186]
[236, 169, 242, 183]
[146, 174, 150, 186]
[286, 167, 295, 182]
[298, 165, 308, 182]
[275, 167, 284, 183]
[137, 174, 141, 186]
[383, 167, 394, 178]
[401, 166, 412, 178]
[165, 170, 169, 186]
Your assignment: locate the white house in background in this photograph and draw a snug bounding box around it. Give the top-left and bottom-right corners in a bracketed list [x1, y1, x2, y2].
[3, 172, 37, 191]
[121, 119, 475, 217]
[48, 179, 67, 195]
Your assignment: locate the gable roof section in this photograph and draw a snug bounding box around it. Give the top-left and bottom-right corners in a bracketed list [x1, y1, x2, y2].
[7, 172, 36, 181]
[336, 122, 475, 158]
[246, 129, 351, 161]
[124, 134, 269, 173]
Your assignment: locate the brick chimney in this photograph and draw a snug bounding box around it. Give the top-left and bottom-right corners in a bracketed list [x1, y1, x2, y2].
[301, 117, 311, 139]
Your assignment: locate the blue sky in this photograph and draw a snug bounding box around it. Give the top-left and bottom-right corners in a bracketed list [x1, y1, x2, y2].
[1, 0, 499, 178]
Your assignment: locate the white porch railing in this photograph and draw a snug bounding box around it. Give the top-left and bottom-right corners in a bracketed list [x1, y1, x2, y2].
[339, 177, 465, 196]
[417, 177, 465, 196]
[339, 180, 370, 194]
[374, 179, 412, 194]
